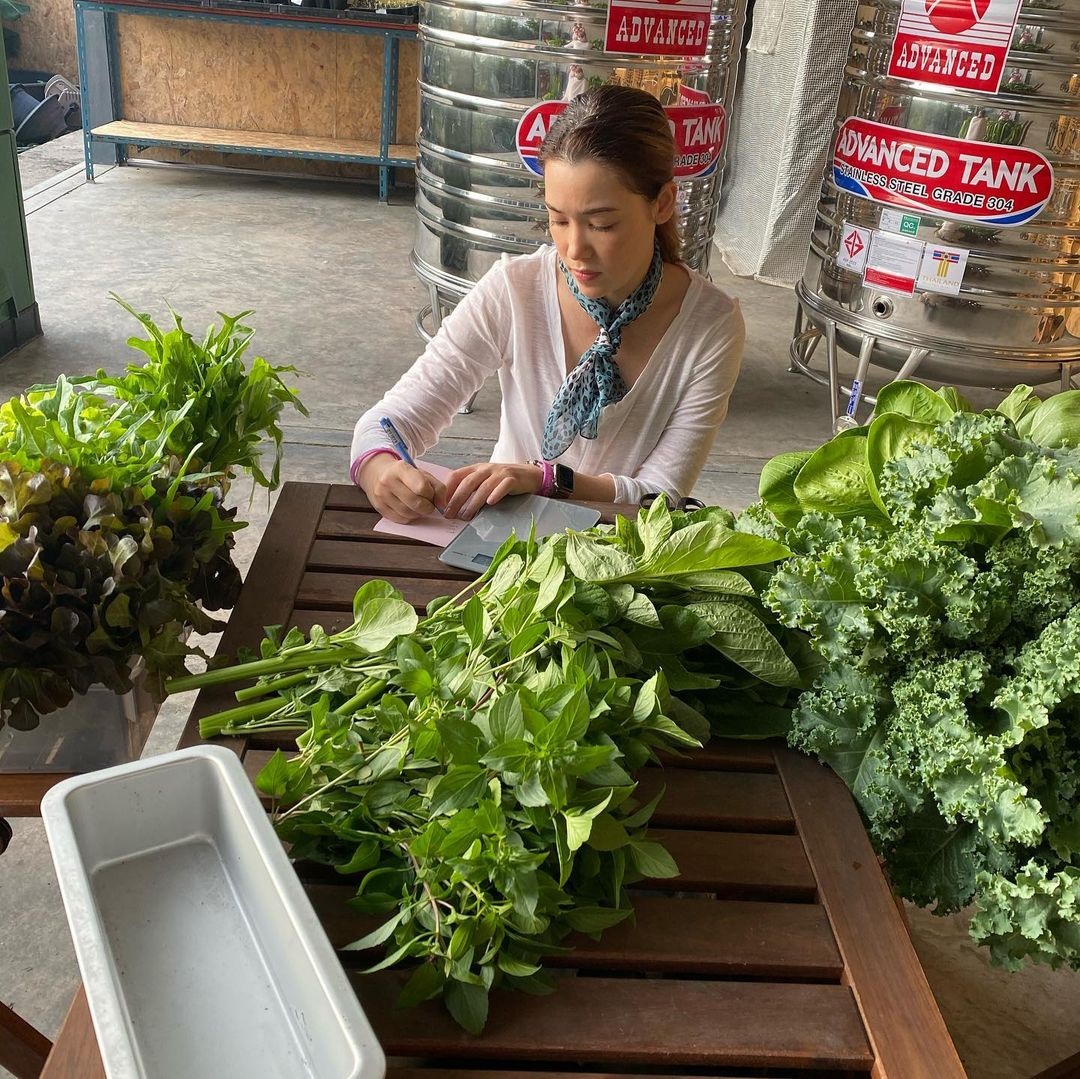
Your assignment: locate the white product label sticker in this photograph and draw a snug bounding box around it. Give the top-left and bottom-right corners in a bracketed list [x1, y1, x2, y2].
[918, 243, 970, 295]
[864, 231, 926, 296]
[837, 223, 872, 273]
[878, 208, 922, 237]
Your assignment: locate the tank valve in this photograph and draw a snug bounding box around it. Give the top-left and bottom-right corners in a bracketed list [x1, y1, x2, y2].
[871, 296, 894, 319]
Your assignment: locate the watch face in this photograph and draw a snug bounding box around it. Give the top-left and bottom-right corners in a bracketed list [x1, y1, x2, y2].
[554, 464, 575, 493]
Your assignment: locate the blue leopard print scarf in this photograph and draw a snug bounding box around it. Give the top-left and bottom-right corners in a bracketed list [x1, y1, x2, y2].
[541, 242, 664, 461]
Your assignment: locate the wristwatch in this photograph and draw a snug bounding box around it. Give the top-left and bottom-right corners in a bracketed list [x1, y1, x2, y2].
[551, 463, 575, 500]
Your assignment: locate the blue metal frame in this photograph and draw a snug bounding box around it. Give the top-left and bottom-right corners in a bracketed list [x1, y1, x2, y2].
[73, 0, 417, 200]
[74, 2, 94, 182]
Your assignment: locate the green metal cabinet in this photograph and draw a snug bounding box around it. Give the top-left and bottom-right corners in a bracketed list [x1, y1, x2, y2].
[0, 47, 41, 358]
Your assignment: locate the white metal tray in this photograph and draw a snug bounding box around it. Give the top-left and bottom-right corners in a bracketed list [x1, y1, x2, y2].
[41, 744, 386, 1079]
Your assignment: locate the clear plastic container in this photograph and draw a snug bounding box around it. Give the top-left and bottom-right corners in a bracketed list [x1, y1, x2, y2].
[0, 665, 158, 773]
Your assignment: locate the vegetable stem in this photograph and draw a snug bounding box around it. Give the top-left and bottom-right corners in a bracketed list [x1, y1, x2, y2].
[197, 698, 286, 738]
[168, 647, 361, 693]
[338, 678, 388, 716]
[234, 671, 310, 702]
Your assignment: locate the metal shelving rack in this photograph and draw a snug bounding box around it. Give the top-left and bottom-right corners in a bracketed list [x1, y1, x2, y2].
[73, 0, 417, 200]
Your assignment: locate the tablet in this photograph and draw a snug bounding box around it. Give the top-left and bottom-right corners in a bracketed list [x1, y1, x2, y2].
[438, 494, 602, 572]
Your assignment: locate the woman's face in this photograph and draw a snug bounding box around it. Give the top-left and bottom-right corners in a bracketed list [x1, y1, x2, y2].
[543, 158, 675, 306]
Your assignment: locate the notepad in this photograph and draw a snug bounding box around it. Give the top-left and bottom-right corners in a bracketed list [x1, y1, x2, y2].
[372, 461, 468, 547]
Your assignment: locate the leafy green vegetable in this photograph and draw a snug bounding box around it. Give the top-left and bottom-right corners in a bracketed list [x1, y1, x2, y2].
[0, 461, 225, 730]
[4, 298, 307, 495]
[748, 387, 1080, 973]
[793, 431, 883, 522]
[873, 380, 961, 424]
[0, 301, 306, 729]
[173, 498, 805, 1030]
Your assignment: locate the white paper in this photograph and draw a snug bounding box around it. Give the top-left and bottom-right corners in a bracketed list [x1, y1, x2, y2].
[918, 243, 969, 296]
[864, 231, 925, 296]
[372, 461, 468, 547]
[837, 223, 871, 273]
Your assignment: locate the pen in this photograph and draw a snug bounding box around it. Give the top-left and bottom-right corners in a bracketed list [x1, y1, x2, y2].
[379, 416, 416, 468]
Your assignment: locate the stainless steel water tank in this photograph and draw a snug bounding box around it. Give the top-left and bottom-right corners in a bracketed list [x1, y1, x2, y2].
[412, 0, 747, 316]
[793, 0, 1080, 421]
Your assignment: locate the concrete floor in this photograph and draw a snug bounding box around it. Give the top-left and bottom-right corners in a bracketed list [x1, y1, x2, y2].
[15, 131, 84, 194]
[1, 158, 1079, 1078]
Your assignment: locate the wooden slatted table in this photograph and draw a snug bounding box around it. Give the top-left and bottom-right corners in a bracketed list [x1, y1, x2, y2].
[41, 481, 966, 1077]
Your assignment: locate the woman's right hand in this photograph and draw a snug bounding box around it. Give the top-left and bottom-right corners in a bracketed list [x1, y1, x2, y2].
[359, 455, 447, 523]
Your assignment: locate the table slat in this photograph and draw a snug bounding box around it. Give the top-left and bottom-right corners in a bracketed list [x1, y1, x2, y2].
[294, 828, 814, 900]
[0, 772, 76, 817]
[325, 484, 637, 524]
[309, 887, 843, 979]
[775, 749, 966, 1078]
[354, 972, 873, 1070]
[296, 570, 461, 611]
[291, 608, 366, 635]
[642, 829, 815, 899]
[240, 749, 792, 838]
[638, 768, 794, 833]
[656, 741, 778, 772]
[308, 538, 475, 579]
[389, 1072, 769, 1079]
[317, 508, 427, 544]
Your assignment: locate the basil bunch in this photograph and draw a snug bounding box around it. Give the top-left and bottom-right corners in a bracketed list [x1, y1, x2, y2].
[174, 499, 807, 1031]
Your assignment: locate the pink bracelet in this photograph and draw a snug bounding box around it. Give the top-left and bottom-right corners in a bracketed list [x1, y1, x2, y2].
[537, 460, 555, 498]
[350, 447, 400, 487]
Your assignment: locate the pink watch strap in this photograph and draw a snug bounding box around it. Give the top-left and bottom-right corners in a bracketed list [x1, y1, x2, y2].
[537, 460, 555, 498]
[350, 447, 400, 487]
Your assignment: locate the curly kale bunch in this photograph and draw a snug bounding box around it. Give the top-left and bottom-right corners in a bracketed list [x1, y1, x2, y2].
[743, 380, 1080, 972]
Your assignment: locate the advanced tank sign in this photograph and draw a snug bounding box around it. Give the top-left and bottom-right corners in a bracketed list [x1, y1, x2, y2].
[517, 99, 726, 181]
[832, 117, 1054, 227]
[887, 0, 1024, 94]
[604, 0, 713, 57]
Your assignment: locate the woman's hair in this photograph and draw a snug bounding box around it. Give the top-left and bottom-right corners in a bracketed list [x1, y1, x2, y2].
[539, 84, 682, 264]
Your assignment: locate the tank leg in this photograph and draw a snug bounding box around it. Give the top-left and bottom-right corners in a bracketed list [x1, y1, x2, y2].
[836, 333, 876, 432]
[789, 305, 804, 374]
[429, 283, 445, 333]
[824, 318, 842, 430]
[1061, 363, 1077, 392]
[892, 346, 930, 384]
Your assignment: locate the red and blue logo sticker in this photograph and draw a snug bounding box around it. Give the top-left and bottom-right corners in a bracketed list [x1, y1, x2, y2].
[516, 97, 726, 181]
[832, 117, 1053, 227]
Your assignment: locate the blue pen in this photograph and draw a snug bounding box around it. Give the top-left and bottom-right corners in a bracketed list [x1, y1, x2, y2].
[379, 416, 416, 468]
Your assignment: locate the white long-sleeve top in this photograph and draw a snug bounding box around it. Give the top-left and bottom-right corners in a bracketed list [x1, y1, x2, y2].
[351, 245, 745, 504]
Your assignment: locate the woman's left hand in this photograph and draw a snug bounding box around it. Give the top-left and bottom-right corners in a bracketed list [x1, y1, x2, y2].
[444, 462, 543, 519]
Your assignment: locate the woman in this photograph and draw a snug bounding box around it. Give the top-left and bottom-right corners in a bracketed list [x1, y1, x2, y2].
[352, 85, 744, 523]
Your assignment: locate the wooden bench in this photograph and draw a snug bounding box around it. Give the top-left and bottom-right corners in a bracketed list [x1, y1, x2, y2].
[40, 481, 966, 1077]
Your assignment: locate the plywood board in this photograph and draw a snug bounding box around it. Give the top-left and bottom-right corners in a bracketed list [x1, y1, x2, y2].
[93, 119, 412, 158]
[9, 0, 78, 79]
[116, 17, 417, 142]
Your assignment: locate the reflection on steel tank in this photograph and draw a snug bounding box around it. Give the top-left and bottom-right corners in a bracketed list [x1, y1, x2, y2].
[411, 0, 747, 335]
[791, 0, 1080, 429]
